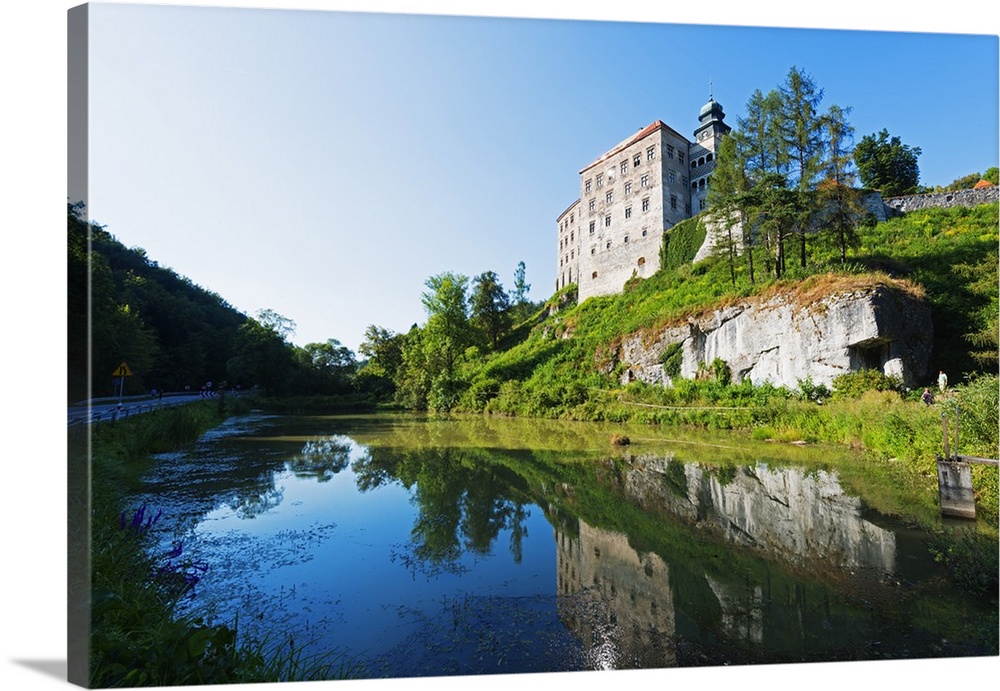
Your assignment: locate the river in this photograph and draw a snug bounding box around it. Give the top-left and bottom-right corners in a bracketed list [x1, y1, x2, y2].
[128, 412, 998, 678]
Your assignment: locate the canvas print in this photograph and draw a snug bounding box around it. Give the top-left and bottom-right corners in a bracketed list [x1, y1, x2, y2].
[67, 2, 999, 688]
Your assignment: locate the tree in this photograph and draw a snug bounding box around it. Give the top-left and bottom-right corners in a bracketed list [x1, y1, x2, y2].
[779, 66, 826, 268]
[707, 131, 755, 285]
[226, 314, 296, 394]
[255, 308, 296, 342]
[512, 261, 530, 306]
[469, 270, 511, 350]
[739, 89, 785, 177]
[295, 339, 357, 394]
[818, 104, 865, 263]
[854, 129, 922, 196]
[420, 272, 472, 409]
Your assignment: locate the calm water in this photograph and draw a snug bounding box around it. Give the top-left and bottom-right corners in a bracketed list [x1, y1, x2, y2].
[131, 412, 997, 678]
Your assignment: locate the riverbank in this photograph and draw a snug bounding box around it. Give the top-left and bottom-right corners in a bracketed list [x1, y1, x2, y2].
[72, 397, 363, 686]
[73, 383, 997, 686]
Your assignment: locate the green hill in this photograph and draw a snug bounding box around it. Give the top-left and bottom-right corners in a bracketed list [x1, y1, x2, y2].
[453, 202, 997, 420]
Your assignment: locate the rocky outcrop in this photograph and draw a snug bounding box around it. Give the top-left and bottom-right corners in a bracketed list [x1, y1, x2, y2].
[614, 282, 932, 390]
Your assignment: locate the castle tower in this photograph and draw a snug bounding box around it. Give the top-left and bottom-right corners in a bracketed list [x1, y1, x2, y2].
[688, 95, 731, 213]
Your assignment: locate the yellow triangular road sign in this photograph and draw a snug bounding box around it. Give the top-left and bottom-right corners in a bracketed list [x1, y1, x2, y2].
[112, 361, 133, 377]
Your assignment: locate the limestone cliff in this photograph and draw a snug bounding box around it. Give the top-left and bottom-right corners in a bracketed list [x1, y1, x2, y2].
[613, 278, 932, 390]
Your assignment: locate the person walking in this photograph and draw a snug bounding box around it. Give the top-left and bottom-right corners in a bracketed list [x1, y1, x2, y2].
[937, 370, 948, 393]
[921, 388, 934, 406]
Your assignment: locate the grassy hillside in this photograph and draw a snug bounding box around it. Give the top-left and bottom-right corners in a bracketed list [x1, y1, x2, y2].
[455, 203, 997, 420]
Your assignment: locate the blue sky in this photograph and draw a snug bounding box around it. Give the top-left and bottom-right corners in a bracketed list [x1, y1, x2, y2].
[72, 2, 998, 354]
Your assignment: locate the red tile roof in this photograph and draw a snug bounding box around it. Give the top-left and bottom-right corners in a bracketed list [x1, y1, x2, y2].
[579, 120, 689, 173]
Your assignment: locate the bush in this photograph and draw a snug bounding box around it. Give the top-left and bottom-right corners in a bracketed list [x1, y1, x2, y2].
[832, 370, 903, 399]
[929, 528, 1000, 597]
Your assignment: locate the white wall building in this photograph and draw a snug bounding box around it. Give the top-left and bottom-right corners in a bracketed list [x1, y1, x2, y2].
[557, 97, 731, 301]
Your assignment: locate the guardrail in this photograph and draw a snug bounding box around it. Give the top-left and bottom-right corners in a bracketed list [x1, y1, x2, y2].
[67, 391, 249, 428]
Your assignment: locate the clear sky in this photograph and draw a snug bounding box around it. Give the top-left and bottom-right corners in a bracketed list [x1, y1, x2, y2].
[71, 1, 998, 354]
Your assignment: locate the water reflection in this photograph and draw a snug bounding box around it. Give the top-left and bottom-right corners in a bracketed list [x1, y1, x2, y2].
[620, 454, 897, 572]
[131, 414, 994, 677]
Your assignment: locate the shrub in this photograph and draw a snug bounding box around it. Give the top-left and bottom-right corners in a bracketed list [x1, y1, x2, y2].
[660, 342, 684, 378]
[797, 378, 831, 403]
[832, 370, 903, 399]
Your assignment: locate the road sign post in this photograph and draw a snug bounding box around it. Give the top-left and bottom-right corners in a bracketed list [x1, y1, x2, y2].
[112, 361, 133, 406]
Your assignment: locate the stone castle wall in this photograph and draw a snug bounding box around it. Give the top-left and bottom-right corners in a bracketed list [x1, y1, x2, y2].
[883, 186, 998, 215]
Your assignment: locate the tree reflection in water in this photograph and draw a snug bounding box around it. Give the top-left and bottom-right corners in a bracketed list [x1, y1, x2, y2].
[353, 446, 532, 575]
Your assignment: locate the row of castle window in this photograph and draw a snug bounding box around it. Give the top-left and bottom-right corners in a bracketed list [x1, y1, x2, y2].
[587, 173, 690, 211]
[583, 144, 687, 193]
[561, 228, 651, 267]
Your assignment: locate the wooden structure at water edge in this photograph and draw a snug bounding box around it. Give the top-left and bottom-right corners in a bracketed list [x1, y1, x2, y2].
[936, 410, 998, 519]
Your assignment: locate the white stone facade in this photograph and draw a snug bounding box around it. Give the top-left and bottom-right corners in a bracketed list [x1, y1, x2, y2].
[557, 99, 730, 300]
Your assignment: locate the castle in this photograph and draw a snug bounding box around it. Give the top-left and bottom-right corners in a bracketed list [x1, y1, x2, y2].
[556, 96, 731, 300]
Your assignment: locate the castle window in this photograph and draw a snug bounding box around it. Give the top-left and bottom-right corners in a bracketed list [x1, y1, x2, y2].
[625, 181, 632, 195]
[706, 153, 713, 162]
[624, 235, 629, 243]
[570, 213, 574, 223]
[571, 250, 574, 259]
[585, 179, 592, 193]
[679, 152, 685, 163]
[605, 215, 611, 227]
[589, 199, 596, 212]
[625, 206, 632, 219]
[668, 171, 676, 184]
[638, 257, 646, 266]
[691, 161, 697, 170]
[621, 161, 628, 175]
[667, 145, 674, 159]
[589, 220, 595, 233]
[591, 247, 596, 255]
[647, 146, 655, 161]
[691, 182, 697, 190]
[592, 271, 598, 279]
[682, 176, 688, 186]
[700, 198, 707, 210]
[642, 197, 650, 212]
[641, 174, 649, 188]
[633, 154, 641, 167]
[606, 191, 613, 204]
[570, 232, 574, 241]
[606, 241, 612, 249]
[699, 156, 705, 166]
[670, 195, 677, 210]
[642, 229, 648, 237]
[596, 174, 603, 188]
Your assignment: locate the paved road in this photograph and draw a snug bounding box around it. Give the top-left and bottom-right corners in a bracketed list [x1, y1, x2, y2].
[67, 392, 223, 427]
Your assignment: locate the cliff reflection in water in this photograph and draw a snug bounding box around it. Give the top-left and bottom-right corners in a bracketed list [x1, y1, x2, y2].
[555, 455, 899, 668]
[625, 455, 896, 571]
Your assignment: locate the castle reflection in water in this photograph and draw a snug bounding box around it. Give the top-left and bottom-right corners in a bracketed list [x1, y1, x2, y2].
[554, 455, 897, 668]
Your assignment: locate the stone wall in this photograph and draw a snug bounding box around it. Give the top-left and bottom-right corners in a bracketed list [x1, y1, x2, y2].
[883, 186, 998, 215]
[612, 282, 933, 390]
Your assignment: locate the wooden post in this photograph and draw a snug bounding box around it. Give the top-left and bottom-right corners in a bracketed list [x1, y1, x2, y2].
[954, 406, 960, 457]
[941, 412, 950, 459]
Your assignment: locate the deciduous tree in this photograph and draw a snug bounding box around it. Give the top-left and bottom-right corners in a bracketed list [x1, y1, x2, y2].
[853, 128, 922, 196]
